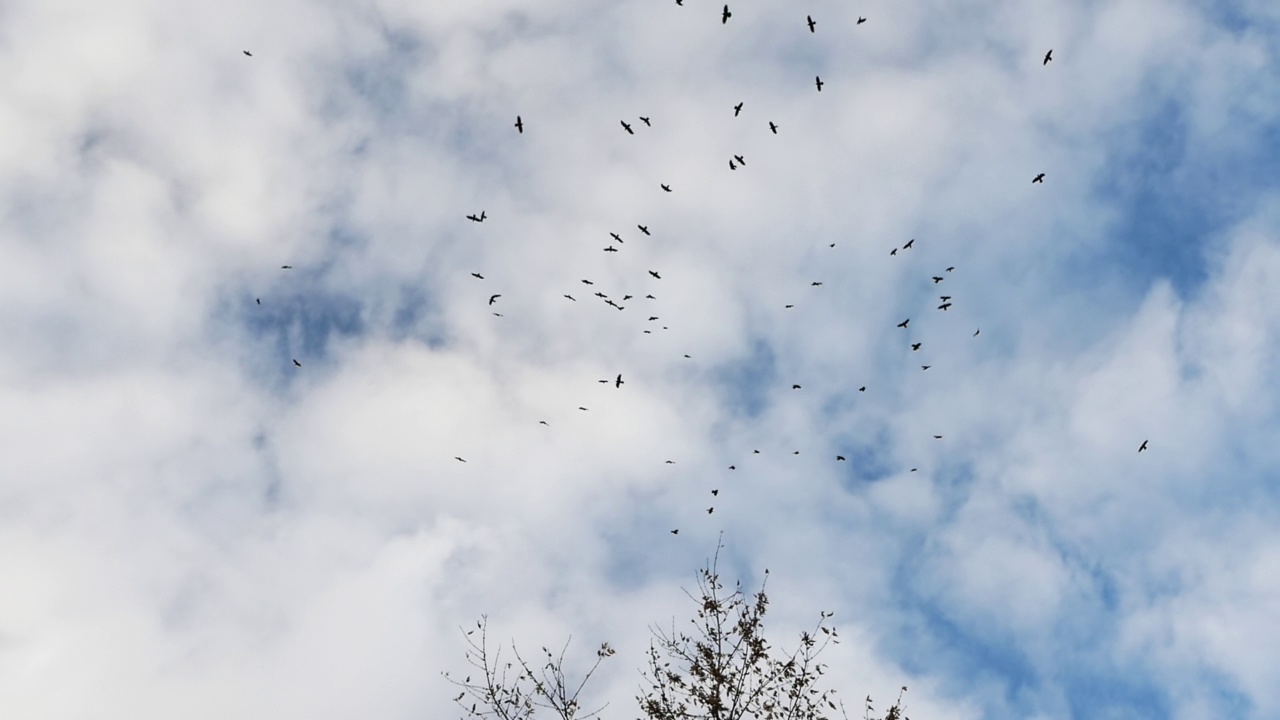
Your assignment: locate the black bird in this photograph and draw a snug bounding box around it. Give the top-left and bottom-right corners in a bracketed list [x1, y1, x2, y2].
[599, 379, 609, 384]
[455, 456, 466, 463]
[769, 121, 778, 134]
[648, 316, 659, 321]
[903, 238, 915, 249]
[661, 184, 672, 192]
[1043, 49, 1053, 65]
[539, 421, 549, 426]
[1139, 440, 1148, 452]
[707, 507, 714, 514]
[815, 76, 824, 91]
[515, 116, 523, 133]
[932, 276, 944, 283]
[911, 343, 922, 351]
[640, 116, 651, 126]
[753, 449, 760, 454]
[610, 233, 623, 244]
[934, 435, 942, 439]
[615, 374, 624, 388]
[564, 294, 576, 301]
[712, 488, 720, 495]
[898, 319, 910, 328]
[243, 50, 252, 56]
[676, 0, 682, 4]
[471, 272, 484, 279]
[623, 295, 633, 300]
[579, 407, 589, 411]
[946, 266, 955, 272]
[811, 281, 822, 286]
[594, 293, 605, 298]
[638, 225, 651, 235]
[922, 365, 931, 370]
[857, 17, 867, 24]
[489, 294, 501, 305]
[281, 265, 293, 269]
[807, 15, 816, 32]
[859, 386, 866, 392]
[671, 529, 679, 535]
[974, 328, 980, 336]
[1033, 173, 1045, 183]
[665, 460, 674, 464]
[890, 248, 898, 256]
[727, 466, 734, 470]
[729, 158, 737, 170]
[734, 101, 744, 116]
[292, 358, 301, 367]
[938, 302, 952, 311]
[940, 295, 951, 301]
[582, 279, 594, 285]
[837, 455, 846, 461]
[621, 120, 634, 134]
[785, 304, 794, 309]
[733, 154, 745, 166]
[793, 384, 802, 389]
[646, 294, 655, 299]
[604, 246, 618, 252]
[256, 298, 260, 305]
[649, 270, 662, 279]
[493, 312, 503, 317]
[722, 4, 731, 23]
[466, 213, 484, 222]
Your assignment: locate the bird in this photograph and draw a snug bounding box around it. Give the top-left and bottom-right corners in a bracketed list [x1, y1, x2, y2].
[621, 120, 634, 134]
[769, 121, 778, 134]
[836, 455, 846, 461]
[898, 319, 910, 328]
[707, 507, 715, 514]
[564, 294, 576, 301]
[648, 316, 659, 321]
[615, 374, 624, 388]
[665, 460, 674, 464]
[579, 407, 589, 411]
[733, 154, 746, 166]
[455, 456, 468, 463]
[932, 276, 944, 283]
[938, 302, 952, 311]
[471, 272, 484, 280]
[712, 489, 720, 495]
[911, 343, 922, 351]
[492, 313, 503, 317]
[727, 465, 734, 470]
[638, 225, 651, 235]
[934, 435, 942, 439]
[903, 238, 915, 249]
[922, 365, 931, 371]
[671, 529, 679, 535]
[785, 304, 794, 309]
[582, 279, 594, 285]
[890, 248, 898, 256]
[539, 421, 549, 426]
[857, 17, 867, 24]
[649, 270, 662, 279]
[515, 116, 523, 133]
[974, 328, 980, 336]
[646, 294, 655, 299]
[815, 76, 824, 91]
[604, 246, 618, 252]
[640, 116, 651, 126]
[610, 232, 623, 243]
[940, 295, 951, 301]
[807, 15, 816, 32]
[1043, 49, 1053, 65]
[622, 295, 633, 300]
[466, 213, 484, 223]
[793, 384, 802, 389]
[946, 266, 955, 272]
[811, 281, 822, 286]
[722, 5, 731, 23]
[1033, 173, 1045, 183]
[292, 359, 301, 367]
[281, 265, 293, 269]
[753, 449, 760, 454]
[734, 101, 744, 116]
[256, 298, 260, 305]
[661, 184, 672, 192]
[598, 379, 609, 384]
[1139, 440, 1148, 452]
[489, 294, 501, 305]
[729, 158, 737, 170]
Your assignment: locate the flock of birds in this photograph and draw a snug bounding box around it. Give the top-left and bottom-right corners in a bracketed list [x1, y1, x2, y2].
[250, 6, 1149, 537]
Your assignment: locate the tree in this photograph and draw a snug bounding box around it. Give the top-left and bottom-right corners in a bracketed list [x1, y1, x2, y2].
[444, 547, 909, 720]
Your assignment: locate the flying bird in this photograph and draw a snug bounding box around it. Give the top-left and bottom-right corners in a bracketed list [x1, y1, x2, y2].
[640, 116, 651, 126]
[582, 279, 594, 285]
[1033, 173, 1045, 183]
[785, 304, 794, 309]
[911, 343, 922, 351]
[712, 488, 720, 495]
[946, 266, 955, 272]
[815, 75, 824, 91]
[621, 120, 634, 134]
[604, 246, 618, 252]
[734, 101, 744, 116]
[671, 529, 679, 535]
[638, 225, 651, 235]
[934, 435, 943, 439]
[837, 455, 846, 461]
[733, 154, 745, 166]
[281, 265, 293, 269]
[292, 359, 301, 367]
[471, 272, 484, 279]
[807, 15, 816, 32]
[665, 460, 674, 464]
[903, 238, 915, 249]
[890, 248, 898, 256]
[564, 294, 576, 301]
[811, 281, 823, 286]
[974, 328, 980, 336]
[489, 294, 501, 305]
[859, 386, 866, 392]
[649, 270, 662, 279]
[897, 319, 910, 328]
[938, 302, 952, 311]
[707, 507, 715, 514]
[610, 232, 623, 243]
[1043, 49, 1053, 65]
[722, 5, 731, 23]
[1139, 440, 1148, 452]
[256, 298, 260, 305]
[940, 295, 951, 301]
[729, 158, 737, 170]
[793, 384, 802, 389]
[455, 456, 466, 463]
[579, 407, 589, 411]
[769, 121, 778, 134]
[922, 365, 931, 371]
[615, 374, 624, 388]
[466, 212, 485, 223]
[857, 17, 867, 24]
[646, 294, 655, 299]
[932, 276, 944, 283]
[514, 116, 523, 133]
[661, 184, 672, 192]
[539, 421, 549, 426]
[243, 50, 252, 57]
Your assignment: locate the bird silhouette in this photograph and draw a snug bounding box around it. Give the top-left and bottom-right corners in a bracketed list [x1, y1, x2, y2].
[898, 319, 910, 328]
[661, 184, 672, 192]
[911, 343, 922, 351]
[792, 384, 802, 389]
[1043, 49, 1053, 65]
[665, 460, 674, 464]
[859, 386, 866, 392]
[466, 213, 484, 222]
[1139, 440, 1148, 452]
[281, 265, 293, 269]
[243, 50, 253, 57]
[712, 488, 720, 495]
[811, 281, 822, 286]
[934, 435, 943, 439]
[489, 294, 501, 305]
[638, 225, 651, 235]
[733, 154, 746, 166]
[890, 248, 898, 256]
[734, 101, 743, 116]
[974, 328, 980, 336]
[256, 298, 260, 305]
[940, 295, 951, 301]
[785, 304, 794, 309]
[837, 455, 846, 461]
[610, 232, 623, 243]
[616, 374, 624, 388]
[903, 238, 915, 249]
[564, 294, 576, 301]
[815, 76, 824, 91]
[582, 279, 594, 285]
[621, 120, 634, 134]
[646, 294, 656, 299]
[292, 359, 301, 367]
[807, 15, 816, 32]
[938, 302, 952, 311]
[722, 5, 731, 23]
[932, 276, 944, 283]
[471, 272, 484, 279]
[515, 116, 523, 133]
[769, 121, 778, 134]
[707, 507, 715, 514]
[649, 270, 662, 279]
[640, 116, 651, 126]
[922, 365, 931, 370]
[455, 456, 466, 463]
[671, 529, 679, 535]
[857, 17, 867, 24]
[729, 158, 737, 170]
[604, 246, 618, 252]
[1033, 173, 1045, 183]
[946, 266, 955, 272]
[579, 407, 588, 411]
[539, 421, 549, 426]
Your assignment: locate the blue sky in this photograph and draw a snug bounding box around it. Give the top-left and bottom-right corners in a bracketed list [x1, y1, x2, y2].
[2, 0, 1280, 718]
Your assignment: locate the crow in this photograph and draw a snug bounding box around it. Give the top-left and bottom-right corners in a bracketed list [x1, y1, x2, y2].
[898, 319, 910, 328]
[938, 302, 952, 311]
[785, 304, 794, 309]
[811, 281, 822, 286]
[466, 213, 483, 222]
[707, 507, 714, 514]
[946, 266, 955, 272]
[646, 294, 655, 299]
[256, 298, 260, 305]
[649, 270, 662, 279]
[734, 101, 744, 116]
[1139, 440, 1148, 452]
[623, 295, 633, 300]
[604, 246, 618, 252]
[940, 295, 951, 301]
[1043, 49, 1053, 65]
[281, 265, 293, 269]
[815, 75, 824, 91]
[540, 421, 549, 426]
[753, 449, 760, 454]
[903, 238, 915, 249]
[471, 272, 484, 279]
[1033, 173, 1045, 183]
[729, 158, 737, 170]
[638, 225, 651, 235]
[837, 455, 846, 461]
[564, 294, 576, 301]
[621, 120, 634, 134]
[890, 248, 898, 256]
[974, 328, 980, 336]
[489, 294, 501, 305]
[666, 460, 674, 464]
[712, 488, 720, 494]
[293, 359, 301, 367]
[793, 384, 802, 389]
[807, 15, 816, 32]
[455, 456, 466, 463]
[243, 50, 253, 57]
[616, 374, 624, 388]
[640, 116, 651, 126]
[582, 279, 594, 285]
[733, 154, 745, 166]
[722, 4, 731, 23]
[649, 316, 659, 321]
[515, 116, 523, 133]
[911, 343, 922, 351]
[661, 184, 672, 192]
[671, 529, 679, 535]
[934, 435, 942, 439]
[857, 17, 867, 24]
[579, 407, 589, 411]
[922, 365, 931, 370]
[859, 386, 866, 392]
[932, 276, 944, 283]
[769, 121, 778, 134]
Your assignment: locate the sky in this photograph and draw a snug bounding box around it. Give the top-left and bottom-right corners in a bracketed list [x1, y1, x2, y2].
[2, 0, 1279, 718]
